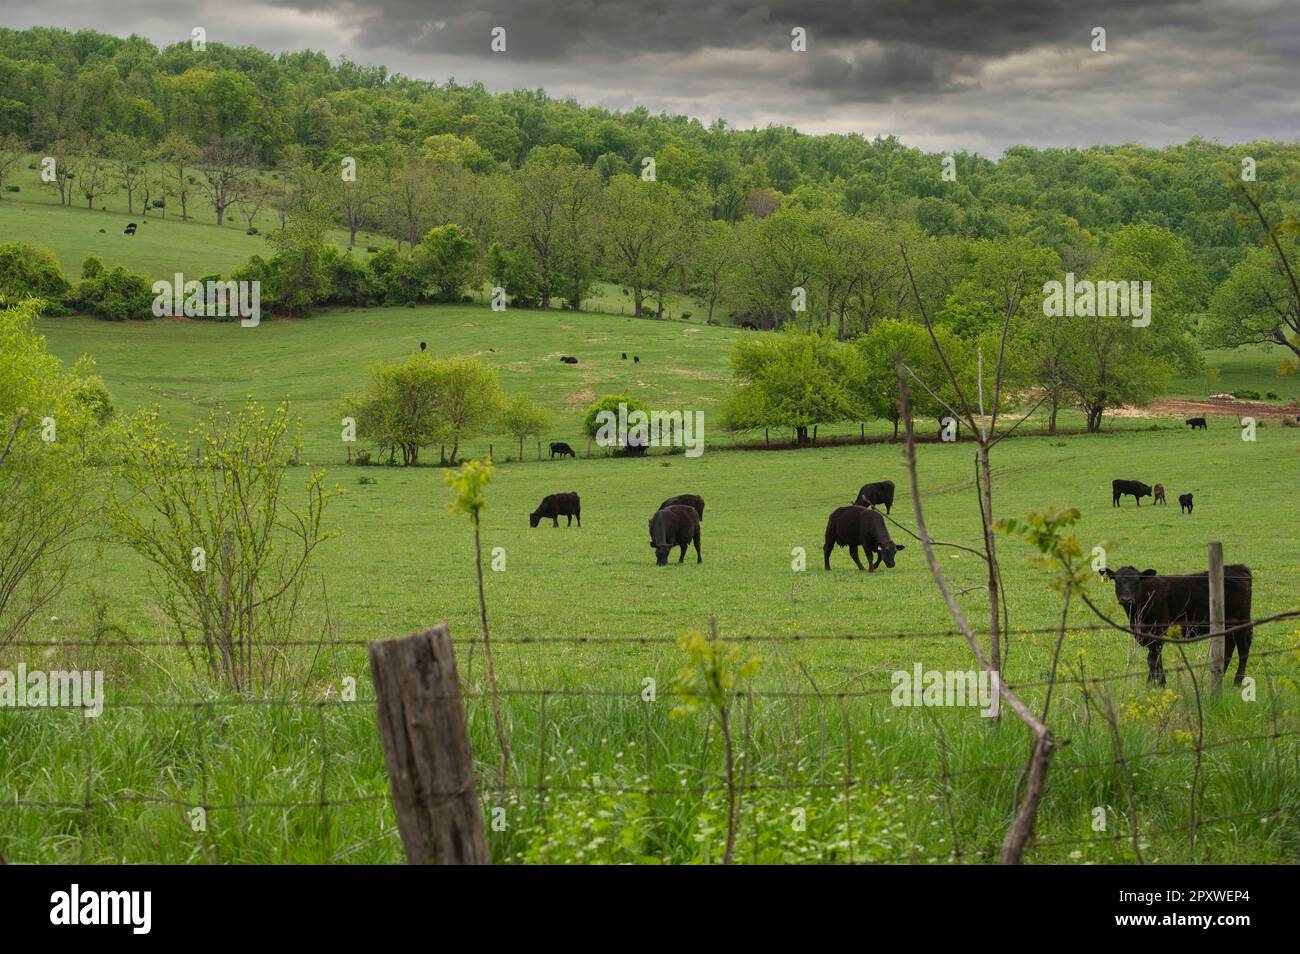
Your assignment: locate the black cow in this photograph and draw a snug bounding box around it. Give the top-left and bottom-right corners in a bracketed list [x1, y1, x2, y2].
[1185, 417, 1207, 430]
[1112, 479, 1152, 507]
[419, 341, 427, 351]
[621, 352, 628, 359]
[823, 505, 905, 571]
[123, 222, 137, 235]
[659, 494, 704, 521]
[853, 480, 895, 514]
[649, 504, 701, 566]
[633, 355, 640, 363]
[624, 435, 648, 457]
[560, 356, 579, 364]
[1101, 565, 1253, 686]
[1179, 493, 1194, 514]
[549, 442, 576, 459]
[530, 492, 581, 527]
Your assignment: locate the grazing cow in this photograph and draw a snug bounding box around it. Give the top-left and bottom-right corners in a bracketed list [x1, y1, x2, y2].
[549, 442, 576, 459]
[624, 436, 648, 457]
[530, 492, 581, 527]
[560, 356, 579, 364]
[1153, 483, 1166, 505]
[1112, 479, 1152, 507]
[1179, 493, 1194, 514]
[123, 222, 137, 235]
[853, 480, 896, 514]
[823, 505, 905, 572]
[1101, 564, 1253, 686]
[419, 341, 427, 351]
[659, 494, 704, 521]
[633, 355, 640, 363]
[739, 320, 758, 330]
[621, 352, 627, 359]
[648, 505, 701, 566]
[1185, 417, 1207, 430]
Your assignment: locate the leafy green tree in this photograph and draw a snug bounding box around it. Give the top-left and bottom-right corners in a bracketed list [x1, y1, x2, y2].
[344, 353, 504, 466]
[501, 394, 553, 461]
[721, 332, 867, 445]
[603, 175, 700, 317]
[0, 300, 109, 644]
[1057, 225, 1205, 431]
[412, 224, 480, 302]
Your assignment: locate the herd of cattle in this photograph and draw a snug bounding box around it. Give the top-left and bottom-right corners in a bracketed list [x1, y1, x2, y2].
[527, 468, 1252, 685]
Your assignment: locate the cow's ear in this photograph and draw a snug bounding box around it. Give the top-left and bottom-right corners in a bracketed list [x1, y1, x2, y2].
[895, 544, 905, 551]
[1099, 568, 1113, 580]
[1142, 568, 1157, 576]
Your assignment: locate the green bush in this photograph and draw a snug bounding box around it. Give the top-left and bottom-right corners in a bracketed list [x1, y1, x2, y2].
[1234, 389, 1262, 400]
[0, 242, 71, 313]
[367, 247, 422, 305]
[72, 264, 155, 321]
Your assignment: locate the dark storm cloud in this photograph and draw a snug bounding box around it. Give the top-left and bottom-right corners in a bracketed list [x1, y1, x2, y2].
[1, 0, 1296, 153]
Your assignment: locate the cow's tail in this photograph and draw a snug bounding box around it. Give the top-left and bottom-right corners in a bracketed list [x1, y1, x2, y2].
[824, 517, 836, 550]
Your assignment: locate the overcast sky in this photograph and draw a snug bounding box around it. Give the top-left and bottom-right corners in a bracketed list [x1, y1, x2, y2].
[3, 1, 1297, 155]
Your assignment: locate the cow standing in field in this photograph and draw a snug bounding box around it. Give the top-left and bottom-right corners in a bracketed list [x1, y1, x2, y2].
[1180, 493, 1194, 514]
[1185, 417, 1207, 430]
[530, 492, 581, 527]
[1153, 483, 1167, 505]
[1101, 564, 1253, 686]
[549, 442, 576, 459]
[823, 505, 905, 571]
[649, 504, 701, 566]
[854, 480, 895, 514]
[658, 494, 704, 521]
[1112, 479, 1152, 507]
[123, 222, 137, 235]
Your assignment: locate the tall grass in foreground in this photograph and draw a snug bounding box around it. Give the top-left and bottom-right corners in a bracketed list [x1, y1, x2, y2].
[2, 631, 1297, 864]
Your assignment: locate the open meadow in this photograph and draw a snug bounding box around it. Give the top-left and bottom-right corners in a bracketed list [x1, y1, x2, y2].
[4, 280, 1299, 864]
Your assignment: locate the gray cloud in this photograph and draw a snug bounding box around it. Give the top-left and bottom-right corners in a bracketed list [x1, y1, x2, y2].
[1, 0, 1296, 154]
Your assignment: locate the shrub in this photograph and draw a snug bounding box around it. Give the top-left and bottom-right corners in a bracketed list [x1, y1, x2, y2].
[4, 185, 17, 193]
[367, 246, 422, 305]
[109, 403, 337, 690]
[326, 249, 377, 307]
[1234, 389, 1261, 400]
[81, 255, 105, 280]
[246, 227, 259, 235]
[0, 242, 71, 313]
[583, 394, 650, 445]
[355, 449, 371, 466]
[72, 264, 155, 321]
[1267, 391, 1279, 400]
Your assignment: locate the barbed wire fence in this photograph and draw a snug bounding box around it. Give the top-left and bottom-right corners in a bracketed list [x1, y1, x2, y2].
[2, 612, 1298, 864]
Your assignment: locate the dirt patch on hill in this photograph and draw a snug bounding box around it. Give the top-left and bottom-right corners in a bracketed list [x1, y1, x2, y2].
[566, 388, 595, 407]
[1114, 396, 1297, 421]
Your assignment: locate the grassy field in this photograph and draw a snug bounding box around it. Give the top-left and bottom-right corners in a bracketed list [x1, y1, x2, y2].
[5, 301, 1300, 864]
[4, 198, 1300, 865]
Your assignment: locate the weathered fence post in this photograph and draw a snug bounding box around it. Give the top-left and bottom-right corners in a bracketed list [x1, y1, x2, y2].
[536, 440, 541, 461]
[369, 624, 491, 865]
[1207, 542, 1225, 693]
[586, 437, 593, 458]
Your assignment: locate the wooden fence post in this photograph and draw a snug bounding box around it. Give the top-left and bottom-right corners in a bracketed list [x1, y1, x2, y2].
[369, 624, 491, 864]
[1208, 542, 1225, 693]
